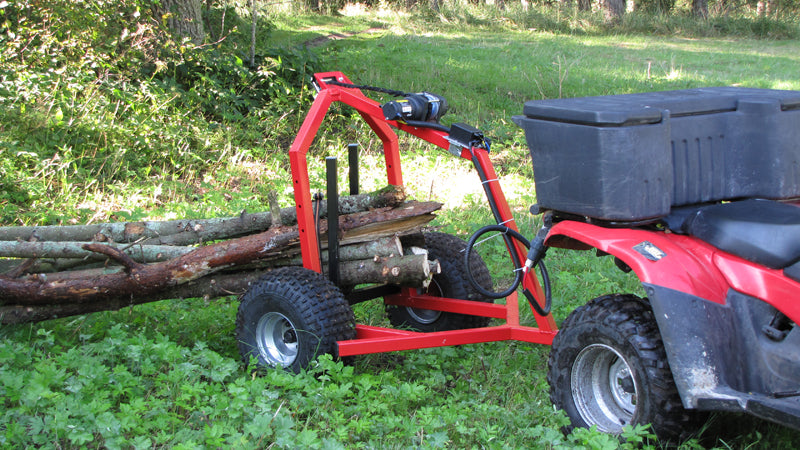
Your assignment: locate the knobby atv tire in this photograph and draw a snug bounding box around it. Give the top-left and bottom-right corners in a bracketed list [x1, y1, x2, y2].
[547, 294, 704, 443]
[236, 266, 355, 373]
[386, 232, 494, 332]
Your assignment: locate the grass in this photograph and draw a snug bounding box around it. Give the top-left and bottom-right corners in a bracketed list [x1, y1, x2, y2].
[2, 1, 800, 447]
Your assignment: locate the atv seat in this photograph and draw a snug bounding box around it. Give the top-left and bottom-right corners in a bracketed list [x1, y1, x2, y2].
[664, 199, 800, 270]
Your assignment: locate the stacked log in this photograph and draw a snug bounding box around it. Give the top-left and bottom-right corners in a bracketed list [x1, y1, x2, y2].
[0, 186, 443, 324]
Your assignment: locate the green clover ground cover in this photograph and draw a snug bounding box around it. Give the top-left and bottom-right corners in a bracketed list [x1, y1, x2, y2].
[0, 312, 655, 448]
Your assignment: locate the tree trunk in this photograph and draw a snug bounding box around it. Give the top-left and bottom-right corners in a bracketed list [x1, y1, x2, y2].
[153, 0, 206, 44]
[249, 0, 257, 68]
[0, 241, 190, 263]
[693, 0, 709, 17]
[767, 0, 777, 15]
[0, 226, 299, 305]
[603, 0, 626, 21]
[305, 0, 320, 12]
[0, 186, 408, 277]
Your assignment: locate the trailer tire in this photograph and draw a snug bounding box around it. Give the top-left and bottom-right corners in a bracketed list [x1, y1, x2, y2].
[547, 294, 703, 442]
[386, 232, 494, 332]
[236, 267, 355, 373]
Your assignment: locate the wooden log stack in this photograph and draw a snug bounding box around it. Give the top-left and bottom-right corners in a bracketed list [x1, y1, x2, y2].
[0, 186, 443, 324]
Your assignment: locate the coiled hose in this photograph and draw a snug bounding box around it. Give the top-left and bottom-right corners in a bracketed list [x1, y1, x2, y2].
[463, 225, 552, 317]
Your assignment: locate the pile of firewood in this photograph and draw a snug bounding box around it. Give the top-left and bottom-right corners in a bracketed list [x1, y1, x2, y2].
[0, 186, 443, 324]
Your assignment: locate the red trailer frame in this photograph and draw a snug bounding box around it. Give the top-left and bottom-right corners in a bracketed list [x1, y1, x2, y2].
[287, 72, 557, 357]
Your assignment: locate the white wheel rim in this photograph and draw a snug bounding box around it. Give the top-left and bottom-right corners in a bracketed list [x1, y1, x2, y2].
[255, 312, 298, 366]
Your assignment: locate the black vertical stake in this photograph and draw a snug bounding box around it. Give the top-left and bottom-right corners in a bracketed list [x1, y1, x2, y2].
[326, 157, 340, 285]
[348, 143, 359, 196]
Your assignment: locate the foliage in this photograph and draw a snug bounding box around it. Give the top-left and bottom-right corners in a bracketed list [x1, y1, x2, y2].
[0, 314, 666, 448]
[409, 1, 800, 39]
[0, 0, 318, 224]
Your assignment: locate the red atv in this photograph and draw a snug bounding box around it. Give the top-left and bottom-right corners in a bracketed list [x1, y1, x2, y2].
[239, 73, 800, 442]
[514, 88, 800, 440]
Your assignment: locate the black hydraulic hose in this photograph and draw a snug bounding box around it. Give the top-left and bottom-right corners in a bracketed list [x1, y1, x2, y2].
[466, 152, 552, 316]
[325, 79, 408, 97]
[469, 154, 525, 279]
[402, 120, 451, 133]
[313, 192, 324, 263]
[464, 224, 552, 317]
[526, 260, 551, 318]
[465, 225, 529, 299]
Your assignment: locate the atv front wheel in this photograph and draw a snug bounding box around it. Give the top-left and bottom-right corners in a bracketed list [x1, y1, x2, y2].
[547, 294, 702, 442]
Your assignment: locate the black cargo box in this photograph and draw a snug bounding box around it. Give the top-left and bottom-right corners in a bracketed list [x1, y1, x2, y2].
[512, 87, 800, 221]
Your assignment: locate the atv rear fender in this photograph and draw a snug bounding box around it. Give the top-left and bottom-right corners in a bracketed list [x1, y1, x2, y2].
[546, 220, 800, 324]
[547, 220, 800, 426]
[545, 220, 730, 304]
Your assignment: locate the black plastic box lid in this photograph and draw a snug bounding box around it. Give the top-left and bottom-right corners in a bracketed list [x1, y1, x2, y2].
[522, 87, 800, 126]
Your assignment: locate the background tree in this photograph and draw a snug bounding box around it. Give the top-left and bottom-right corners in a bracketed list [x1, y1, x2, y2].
[604, 0, 626, 20]
[153, 0, 206, 44]
[693, 0, 709, 16]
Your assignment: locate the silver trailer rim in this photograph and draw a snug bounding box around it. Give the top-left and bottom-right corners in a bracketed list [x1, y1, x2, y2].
[405, 278, 443, 324]
[256, 312, 298, 366]
[406, 307, 442, 324]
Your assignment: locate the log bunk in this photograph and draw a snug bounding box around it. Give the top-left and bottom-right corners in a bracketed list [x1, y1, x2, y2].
[0, 186, 442, 324]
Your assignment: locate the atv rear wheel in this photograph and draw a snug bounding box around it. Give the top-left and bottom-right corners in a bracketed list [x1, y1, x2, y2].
[236, 267, 356, 373]
[547, 294, 702, 442]
[386, 232, 494, 332]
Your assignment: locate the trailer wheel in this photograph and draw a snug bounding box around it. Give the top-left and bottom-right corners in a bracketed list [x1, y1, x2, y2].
[547, 294, 701, 442]
[236, 267, 355, 373]
[386, 232, 494, 332]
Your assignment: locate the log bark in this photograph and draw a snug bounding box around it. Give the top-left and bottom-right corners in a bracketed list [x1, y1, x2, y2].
[0, 241, 191, 263]
[0, 218, 411, 276]
[0, 269, 269, 324]
[0, 251, 437, 325]
[335, 236, 403, 260]
[0, 226, 299, 305]
[0, 186, 405, 245]
[0, 258, 108, 276]
[338, 254, 440, 288]
[18, 236, 405, 282]
[336, 201, 440, 244]
[0, 201, 440, 305]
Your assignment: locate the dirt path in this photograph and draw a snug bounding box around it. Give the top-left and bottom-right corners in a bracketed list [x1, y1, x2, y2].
[303, 27, 384, 47]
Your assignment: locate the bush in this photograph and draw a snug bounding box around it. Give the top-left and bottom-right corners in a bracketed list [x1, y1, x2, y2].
[0, 0, 319, 224]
